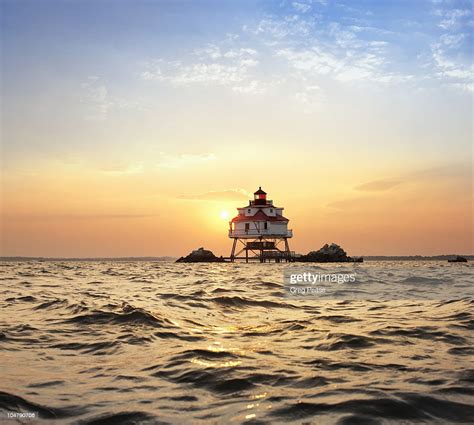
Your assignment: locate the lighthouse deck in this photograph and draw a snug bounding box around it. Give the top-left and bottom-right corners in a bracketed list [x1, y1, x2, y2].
[224, 251, 296, 262]
[229, 229, 293, 238]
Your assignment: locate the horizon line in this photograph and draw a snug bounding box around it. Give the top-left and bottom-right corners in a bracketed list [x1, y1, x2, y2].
[1, 254, 473, 261]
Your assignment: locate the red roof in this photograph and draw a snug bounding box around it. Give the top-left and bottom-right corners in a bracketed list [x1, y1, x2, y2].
[231, 210, 289, 223]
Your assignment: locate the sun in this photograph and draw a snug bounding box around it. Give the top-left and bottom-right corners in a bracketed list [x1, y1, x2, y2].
[220, 210, 230, 220]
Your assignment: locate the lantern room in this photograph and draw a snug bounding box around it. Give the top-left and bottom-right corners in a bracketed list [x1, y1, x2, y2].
[253, 187, 267, 206]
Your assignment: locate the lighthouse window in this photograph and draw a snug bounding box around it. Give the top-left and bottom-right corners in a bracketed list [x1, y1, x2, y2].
[270, 209, 273, 213]
[245, 223, 250, 232]
[264, 222, 268, 230]
[247, 209, 251, 213]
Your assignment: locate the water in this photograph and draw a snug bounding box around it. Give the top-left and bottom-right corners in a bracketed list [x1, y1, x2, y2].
[0, 261, 473, 424]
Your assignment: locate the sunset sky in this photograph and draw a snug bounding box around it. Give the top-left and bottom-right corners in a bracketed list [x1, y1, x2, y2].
[1, 0, 472, 257]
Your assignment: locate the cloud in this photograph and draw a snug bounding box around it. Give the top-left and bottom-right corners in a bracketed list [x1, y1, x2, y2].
[80, 76, 112, 121]
[333, 163, 471, 209]
[270, 18, 413, 85]
[156, 153, 217, 169]
[355, 180, 402, 191]
[435, 8, 471, 30]
[410, 163, 472, 180]
[431, 43, 473, 91]
[232, 80, 266, 94]
[178, 189, 251, 201]
[195, 43, 222, 60]
[439, 33, 465, 48]
[291, 85, 322, 113]
[276, 42, 410, 84]
[80, 76, 146, 120]
[450, 82, 474, 91]
[7, 213, 159, 221]
[292, 2, 311, 13]
[276, 46, 341, 75]
[142, 62, 249, 85]
[141, 45, 259, 89]
[223, 48, 258, 59]
[429, 4, 473, 92]
[99, 163, 144, 175]
[245, 14, 316, 39]
[139, 0, 469, 111]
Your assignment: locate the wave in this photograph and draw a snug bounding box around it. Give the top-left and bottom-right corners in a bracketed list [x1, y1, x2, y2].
[369, 326, 468, 344]
[159, 293, 200, 302]
[0, 391, 83, 419]
[270, 393, 474, 422]
[28, 380, 65, 388]
[51, 341, 120, 355]
[400, 276, 448, 285]
[33, 298, 69, 310]
[5, 295, 37, 303]
[0, 324, 41, 347]
[157, 368, 303, 394]
[304, 358, 414, 373]
[177, 348, 240, 360]
[448, 346, 474, 356]
[78, 411, 159, 425]
[210, 295, 295, 309]
[151, 368, 255, 394]
[435, 386, 474, 396]
[63, 305, 171, 328]
[315, 333, 379, 351]
[319, 315, 361, 323]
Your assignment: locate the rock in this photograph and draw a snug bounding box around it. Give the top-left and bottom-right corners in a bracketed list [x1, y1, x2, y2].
[176, 247, 226, 263]
[297, 243, 363, 263]
[448, 256, 468, 263]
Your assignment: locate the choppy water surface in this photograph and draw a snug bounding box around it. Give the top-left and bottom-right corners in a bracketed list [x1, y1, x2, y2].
[1, 261, 473, 424]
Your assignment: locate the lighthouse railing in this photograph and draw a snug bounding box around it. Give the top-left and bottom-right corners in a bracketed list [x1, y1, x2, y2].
[228, 229, 293, 238]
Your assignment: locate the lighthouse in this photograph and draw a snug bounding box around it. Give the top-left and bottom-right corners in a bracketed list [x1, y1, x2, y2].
[228, 187, 293, 262]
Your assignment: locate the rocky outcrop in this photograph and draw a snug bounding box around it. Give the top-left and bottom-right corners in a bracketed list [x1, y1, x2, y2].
[297, 243, 363, 263]
[176, 247, 225, 263]
[448, 256, 468, 263]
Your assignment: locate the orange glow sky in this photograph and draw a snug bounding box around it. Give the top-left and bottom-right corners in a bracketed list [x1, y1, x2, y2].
[1, 0, 472, 257]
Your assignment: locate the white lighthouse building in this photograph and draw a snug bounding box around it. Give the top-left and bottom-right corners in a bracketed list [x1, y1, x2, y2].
[228, 187, 293, 262]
